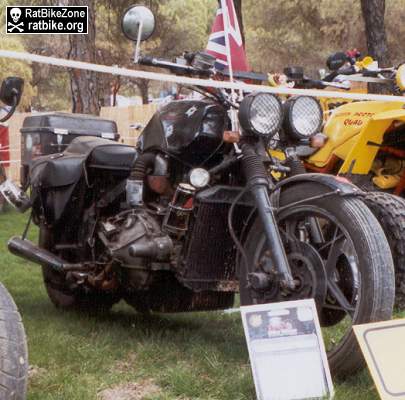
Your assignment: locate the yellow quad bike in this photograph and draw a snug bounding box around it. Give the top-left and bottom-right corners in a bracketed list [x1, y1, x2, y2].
[270, 62, 405, 307]
[305, 100, 405, 309]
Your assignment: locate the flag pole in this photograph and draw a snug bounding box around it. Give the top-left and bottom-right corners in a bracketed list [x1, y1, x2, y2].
[220, 0, 238, 131]
[221, 0, 234, 84]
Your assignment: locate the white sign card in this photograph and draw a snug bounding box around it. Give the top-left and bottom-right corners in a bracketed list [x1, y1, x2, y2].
[241, 299, 334, 400]
[354, 319, 405, 400]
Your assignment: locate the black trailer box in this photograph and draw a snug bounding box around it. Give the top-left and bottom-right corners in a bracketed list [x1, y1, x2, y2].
[20, 112, 119, 186]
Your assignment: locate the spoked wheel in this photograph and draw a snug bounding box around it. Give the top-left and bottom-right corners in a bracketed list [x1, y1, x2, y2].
[240, 182, 395, 377]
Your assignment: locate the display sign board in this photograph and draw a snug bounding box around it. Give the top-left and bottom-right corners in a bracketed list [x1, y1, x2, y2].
[354, 319, 405, 400]
[241, 299, 333, 400]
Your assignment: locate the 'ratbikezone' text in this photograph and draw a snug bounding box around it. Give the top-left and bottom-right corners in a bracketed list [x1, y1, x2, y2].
[25, 8, 86, 19]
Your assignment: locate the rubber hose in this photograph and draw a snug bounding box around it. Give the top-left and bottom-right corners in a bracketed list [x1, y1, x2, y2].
[241, 144, 268, 183]
[285, 157, 306, 176]
[130, 152, 156, 180]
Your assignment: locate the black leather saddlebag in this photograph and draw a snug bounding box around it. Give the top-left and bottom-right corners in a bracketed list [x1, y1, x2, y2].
[29, 136, 137, 224]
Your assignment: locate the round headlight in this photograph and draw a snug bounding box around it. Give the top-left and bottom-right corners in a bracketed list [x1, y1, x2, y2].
[396, 64, 405, 91]
[189, 168, 210, 188]
[239, 93, 283, 137]
[283, 96, 323, 139]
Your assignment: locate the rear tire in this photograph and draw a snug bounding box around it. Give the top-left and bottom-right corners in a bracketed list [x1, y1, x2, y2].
[0, 283, 28, 400]
[42, 265, 119, 313]
[0, 196, 5, 213]
[39, 227, 119, 313]
[0, 164, 6, 213]
[240, 182, 395, 377]
[363, 192, 405, 309]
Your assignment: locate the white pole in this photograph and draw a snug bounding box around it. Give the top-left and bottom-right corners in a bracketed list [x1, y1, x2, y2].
[220, 0, 238, 131]
[221, 0, 234, 84]
[134, 20, 144, 63]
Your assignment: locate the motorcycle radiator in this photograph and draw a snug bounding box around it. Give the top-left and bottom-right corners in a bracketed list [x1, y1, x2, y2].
[180, 202, 251, 292]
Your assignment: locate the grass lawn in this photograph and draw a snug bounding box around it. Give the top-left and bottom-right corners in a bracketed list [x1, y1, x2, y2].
[0, 210, 395, 399]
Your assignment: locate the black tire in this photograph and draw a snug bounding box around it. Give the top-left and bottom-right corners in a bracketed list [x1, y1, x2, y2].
[39, 227, 119, 313]
[240, 182, 395, 377]
[0, 283, 28, 400]
[42, 265, 119, 312]
[0, 165, 6, 213]
[363, 192, 405, 309]
[0, 196, 5, 213]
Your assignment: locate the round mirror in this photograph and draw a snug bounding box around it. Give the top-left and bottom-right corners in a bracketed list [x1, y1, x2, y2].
[0, 77, 24, 123]
[0, 104, 13, 123]
[121, 5, 155, 42]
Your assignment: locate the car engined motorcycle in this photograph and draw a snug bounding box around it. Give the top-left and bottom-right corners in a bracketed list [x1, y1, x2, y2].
[6, 6, 395, 377]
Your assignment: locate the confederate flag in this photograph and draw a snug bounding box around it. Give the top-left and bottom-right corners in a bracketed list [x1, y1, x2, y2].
[206, 0, 250, 72]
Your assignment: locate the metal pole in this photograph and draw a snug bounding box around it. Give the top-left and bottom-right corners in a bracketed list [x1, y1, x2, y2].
[220, 0, 239, 132]
[134, 20, 144, 63]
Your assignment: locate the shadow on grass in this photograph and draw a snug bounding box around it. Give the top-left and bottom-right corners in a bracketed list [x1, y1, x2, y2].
[19, 291, 247, 362]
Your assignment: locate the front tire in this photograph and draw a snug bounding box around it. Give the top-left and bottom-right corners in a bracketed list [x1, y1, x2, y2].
[0, 283, 28, 400]
[240, 182, 395, 377]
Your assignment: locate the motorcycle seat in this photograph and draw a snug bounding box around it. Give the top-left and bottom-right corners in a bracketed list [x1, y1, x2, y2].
[88, 144, 137, 171]
[65, 136, 137, 171]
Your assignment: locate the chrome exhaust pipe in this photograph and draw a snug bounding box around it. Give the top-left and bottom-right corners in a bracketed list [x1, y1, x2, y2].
[8, 236, 66, 272]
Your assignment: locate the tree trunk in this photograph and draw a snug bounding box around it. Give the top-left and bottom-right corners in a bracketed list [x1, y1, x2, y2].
[68, 0, 100, 114]
[361, 0, 391, 93]
[135, 80, 150, 105]
[233, 0, 245, 45]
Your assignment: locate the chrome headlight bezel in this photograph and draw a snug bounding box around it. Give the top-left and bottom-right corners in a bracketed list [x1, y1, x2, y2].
[239, 93, 283, 138]
[283, 96, 323, 140]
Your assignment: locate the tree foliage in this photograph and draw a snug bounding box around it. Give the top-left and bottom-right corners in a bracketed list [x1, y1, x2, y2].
[1, 0, 405, 111]
[0, 0, 35, 110]
[244, 0, 405, 75]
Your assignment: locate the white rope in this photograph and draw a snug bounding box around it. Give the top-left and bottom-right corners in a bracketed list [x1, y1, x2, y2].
[1, 49, 405, 103]
[0, 160, 20, 164]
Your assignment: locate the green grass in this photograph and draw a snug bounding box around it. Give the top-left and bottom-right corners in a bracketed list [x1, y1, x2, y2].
[0, 210, 394, 399]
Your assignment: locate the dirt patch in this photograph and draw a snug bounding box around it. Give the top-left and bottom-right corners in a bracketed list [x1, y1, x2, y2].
[98, 380, 160, 400]
[113, 352, 137, 373]
[28, 365, 47, 381]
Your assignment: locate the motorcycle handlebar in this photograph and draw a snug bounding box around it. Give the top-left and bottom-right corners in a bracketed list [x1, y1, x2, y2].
[137, 55, 210, 76]
[323, 65, 357, 82]
[293, 77, 350, 91]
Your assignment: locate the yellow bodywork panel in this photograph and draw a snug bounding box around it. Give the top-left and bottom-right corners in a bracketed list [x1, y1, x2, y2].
[339, 119, 396, 174]
[339, 109, 405, 174]
[306, 101, 405, 173]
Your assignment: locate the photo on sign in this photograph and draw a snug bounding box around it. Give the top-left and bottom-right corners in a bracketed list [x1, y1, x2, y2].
[241, 299, 334, 400]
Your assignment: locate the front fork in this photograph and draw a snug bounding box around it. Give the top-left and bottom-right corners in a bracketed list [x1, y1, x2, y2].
[241, 143, 295, 289]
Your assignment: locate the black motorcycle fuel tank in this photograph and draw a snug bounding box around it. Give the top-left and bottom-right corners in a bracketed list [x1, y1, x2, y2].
[137, 100, 227, 165]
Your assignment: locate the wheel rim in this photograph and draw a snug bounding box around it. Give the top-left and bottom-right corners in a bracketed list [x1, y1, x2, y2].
[246, 205, 361, 358]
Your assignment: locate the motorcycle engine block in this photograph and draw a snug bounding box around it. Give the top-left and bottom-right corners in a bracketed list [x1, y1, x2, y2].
[98, 210, 173, 268]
